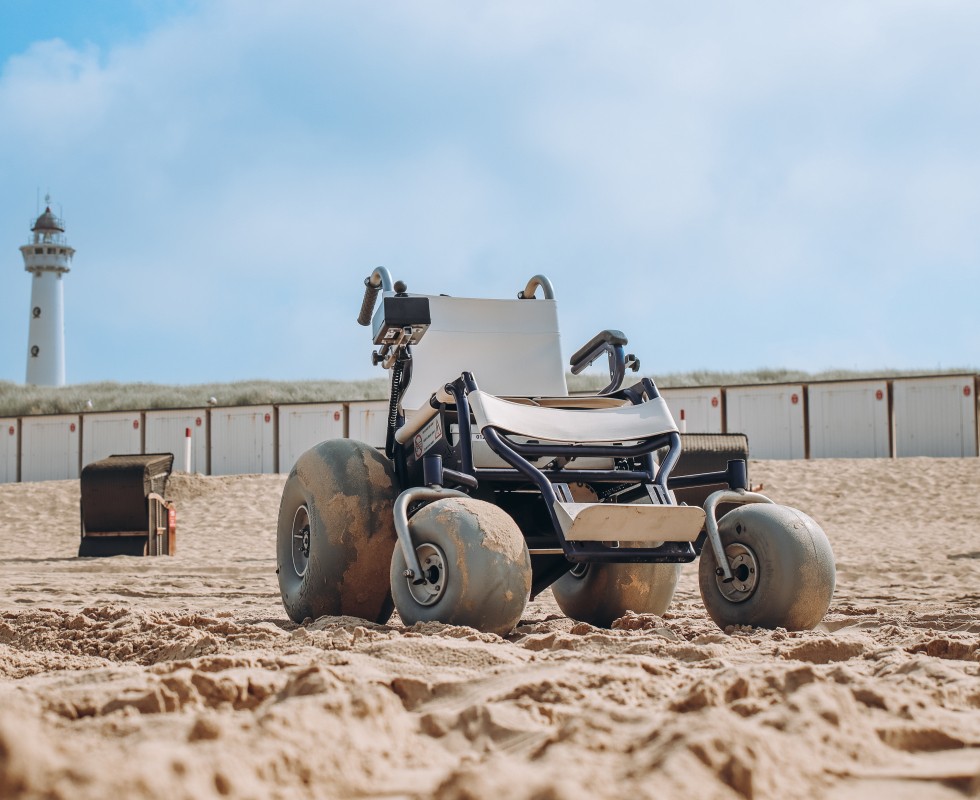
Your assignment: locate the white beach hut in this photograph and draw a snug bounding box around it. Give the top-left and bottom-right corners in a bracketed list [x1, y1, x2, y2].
[725, 384, 806, 459]
[20, 414, 80, 481]
[807, 379, 891, 458]
[210, 405, 276, 475]
[144, 409, 208, 474]
[347, 400, 389, 449]
[81, 411, 142, 466]
[278, 403, 346, 473]
[892, 375, 978, 457]
[660, 387, 724, 433]
[0, 419, 18, 483]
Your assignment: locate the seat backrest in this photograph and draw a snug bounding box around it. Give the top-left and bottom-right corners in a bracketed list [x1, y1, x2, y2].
[400, 295, 568, 412]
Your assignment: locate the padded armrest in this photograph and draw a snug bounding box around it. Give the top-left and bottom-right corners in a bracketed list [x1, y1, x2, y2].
[569, 329, 639, 394]
[570, 329, 628, 373]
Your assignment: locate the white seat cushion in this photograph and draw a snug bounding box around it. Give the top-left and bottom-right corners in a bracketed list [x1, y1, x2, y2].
[394, 392, 629, 446]
[469, 390, 678, 444]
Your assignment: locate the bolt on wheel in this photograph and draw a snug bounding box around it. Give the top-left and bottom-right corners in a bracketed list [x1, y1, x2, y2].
[404, 542, 448, 606]
[714, 542, 758, 601]
[291, 504, 311, 577]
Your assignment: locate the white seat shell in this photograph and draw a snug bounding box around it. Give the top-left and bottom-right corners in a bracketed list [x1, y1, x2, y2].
[469, 390, 678, 444]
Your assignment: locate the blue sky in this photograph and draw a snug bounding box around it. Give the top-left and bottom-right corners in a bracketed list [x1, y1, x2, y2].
[1, 1, 978, 385]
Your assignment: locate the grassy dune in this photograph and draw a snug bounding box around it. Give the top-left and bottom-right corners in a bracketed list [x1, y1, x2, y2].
[0, 378, 389, 417]
[1, 367, 975, 417]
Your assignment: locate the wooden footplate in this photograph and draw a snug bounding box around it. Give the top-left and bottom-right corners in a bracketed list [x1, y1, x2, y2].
[553, 502, 706, 543]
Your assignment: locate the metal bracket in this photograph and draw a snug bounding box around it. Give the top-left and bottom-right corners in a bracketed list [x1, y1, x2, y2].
[703, 489, 775, 582]
[646, 483, 672, 505]
[394, 486, 469, 584]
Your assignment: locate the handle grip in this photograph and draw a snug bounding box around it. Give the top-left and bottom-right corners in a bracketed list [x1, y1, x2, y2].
[357, 267, 394, 326]
[357, 278, 381, 326]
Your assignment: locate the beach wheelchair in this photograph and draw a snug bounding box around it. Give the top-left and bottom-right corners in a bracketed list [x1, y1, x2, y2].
[276, 270, 835, 635]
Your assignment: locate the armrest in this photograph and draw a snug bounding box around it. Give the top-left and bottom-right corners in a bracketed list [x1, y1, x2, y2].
[569, 329, 640, 394]
[570, 330, 627, 371]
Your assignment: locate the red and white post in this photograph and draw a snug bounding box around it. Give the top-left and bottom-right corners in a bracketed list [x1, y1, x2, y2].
[184, 427, 192, 473]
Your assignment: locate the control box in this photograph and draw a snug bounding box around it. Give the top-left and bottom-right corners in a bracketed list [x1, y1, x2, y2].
[372, 295, 432, 346]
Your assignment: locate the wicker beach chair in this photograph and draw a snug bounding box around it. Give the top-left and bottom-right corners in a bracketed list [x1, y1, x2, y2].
[79, 453, 176, 557]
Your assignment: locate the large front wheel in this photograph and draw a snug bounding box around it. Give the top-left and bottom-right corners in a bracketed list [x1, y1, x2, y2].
[390, 498, 531, 636]
[277, 439, 398, 624]
[698, 504, 835, 631]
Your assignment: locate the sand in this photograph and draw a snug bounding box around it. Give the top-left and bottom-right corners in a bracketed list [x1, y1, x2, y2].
[1, 458, 978, 799]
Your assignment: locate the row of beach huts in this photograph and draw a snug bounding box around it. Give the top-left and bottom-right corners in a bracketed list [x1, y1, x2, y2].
[1, 373, 977, 483]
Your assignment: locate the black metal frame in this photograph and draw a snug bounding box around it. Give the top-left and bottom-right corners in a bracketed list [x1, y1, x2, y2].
[389, 360, 749, 567]
[358, 276, 756, 604]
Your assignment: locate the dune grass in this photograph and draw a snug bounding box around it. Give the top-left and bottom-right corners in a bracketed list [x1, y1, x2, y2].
[0, 378, 389, 417]
[620, 367, 980, 389]
[2, 367, 975, 418]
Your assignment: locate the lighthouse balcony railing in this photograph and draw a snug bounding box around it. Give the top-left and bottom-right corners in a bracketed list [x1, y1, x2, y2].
[25, 234, 68, 246]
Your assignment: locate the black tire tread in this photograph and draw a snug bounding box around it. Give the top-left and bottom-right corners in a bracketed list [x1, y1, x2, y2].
[277, 439, 397, 624]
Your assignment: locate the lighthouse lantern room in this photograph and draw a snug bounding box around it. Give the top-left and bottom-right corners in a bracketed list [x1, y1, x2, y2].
[21, 196, 74, 386]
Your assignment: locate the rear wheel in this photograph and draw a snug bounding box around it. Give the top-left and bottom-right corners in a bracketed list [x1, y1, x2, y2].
[277, 439, 398, 624]
[551, 562, 682, 627]
[390, 498, 531, 636]
[698, 504, 835, 631]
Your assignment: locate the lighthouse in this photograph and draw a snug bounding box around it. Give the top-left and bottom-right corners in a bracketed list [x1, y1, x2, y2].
[21, 198, 74, 386]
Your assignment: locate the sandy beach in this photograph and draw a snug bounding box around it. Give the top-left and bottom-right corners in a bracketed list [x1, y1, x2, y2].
[1, 457, 978, 799]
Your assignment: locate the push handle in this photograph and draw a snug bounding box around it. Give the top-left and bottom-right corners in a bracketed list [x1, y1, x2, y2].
[356, 267, 394, 326]
[518, 274, 556, 300]
[357, 279, 381, 326]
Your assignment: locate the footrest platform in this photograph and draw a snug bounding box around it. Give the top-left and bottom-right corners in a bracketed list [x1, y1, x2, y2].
[553, 502, 705, 543]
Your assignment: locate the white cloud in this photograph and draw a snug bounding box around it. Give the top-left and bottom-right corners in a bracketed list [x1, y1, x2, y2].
[1, 1, 979, 384]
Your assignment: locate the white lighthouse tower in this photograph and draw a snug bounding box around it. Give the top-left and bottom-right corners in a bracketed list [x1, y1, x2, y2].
[21, 197, 74, 386]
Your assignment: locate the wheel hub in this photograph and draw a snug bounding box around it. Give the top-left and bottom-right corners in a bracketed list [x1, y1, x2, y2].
[405, 543, 448, 606]
[291, 505, 311, 577]
[715, 542, 759, 602]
